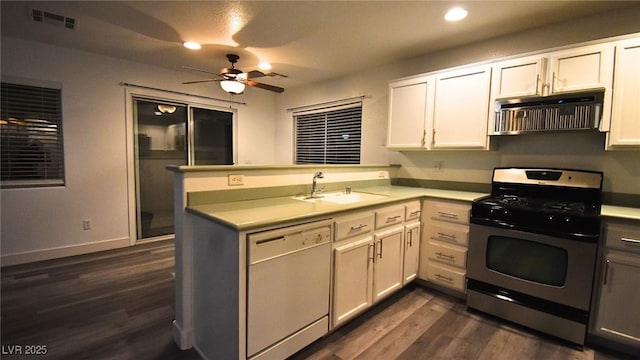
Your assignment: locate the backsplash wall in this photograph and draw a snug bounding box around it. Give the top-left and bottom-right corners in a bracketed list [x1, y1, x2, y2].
[391, 131, 640, 207]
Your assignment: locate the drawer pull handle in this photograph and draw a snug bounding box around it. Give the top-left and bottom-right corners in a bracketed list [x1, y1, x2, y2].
[409, 210, 421, 217]
[437, 211, 459, 219]
[434, 273, 453, 283]
[436, 252, 455, 261]
[386, 215, 401, 223]
[437, 232, 456, 240]
[349, 224, 367, 232]
[603, 259, 610, 286]
[621, 237, 640, 245]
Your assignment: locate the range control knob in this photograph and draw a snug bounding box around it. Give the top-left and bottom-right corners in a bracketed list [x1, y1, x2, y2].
[490, 207, 510, 219]
[547, 215, 556, 223]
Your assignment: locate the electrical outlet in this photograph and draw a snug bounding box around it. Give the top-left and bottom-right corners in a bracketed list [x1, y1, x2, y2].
[228, 174, 245, 186]
[83, 219, 92, 230]
[433, 161, 444, 172]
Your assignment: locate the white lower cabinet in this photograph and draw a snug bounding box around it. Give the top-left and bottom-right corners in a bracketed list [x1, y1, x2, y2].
[333, 235, 374, 327]
[596, 253, 640, 343]
[419, 199, 471, 294]
[331, 201, 421, 328]
[403, 221, 421, 284]
[592, 220, 640, 351]
[372, 226, 405, 302]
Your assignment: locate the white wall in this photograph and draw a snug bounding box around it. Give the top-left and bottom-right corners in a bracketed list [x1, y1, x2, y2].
[275, 6, 640, 196]
[1, 37, 277, 264]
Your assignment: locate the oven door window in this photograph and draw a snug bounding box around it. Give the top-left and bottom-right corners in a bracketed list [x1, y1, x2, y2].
[486, 236, 568, 287]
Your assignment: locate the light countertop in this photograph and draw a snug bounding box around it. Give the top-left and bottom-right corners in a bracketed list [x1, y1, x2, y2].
[187, 185, 640, 231]
[187, 185, 481, 230]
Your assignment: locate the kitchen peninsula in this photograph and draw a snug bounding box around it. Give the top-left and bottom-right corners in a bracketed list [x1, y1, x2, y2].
[168, 165, 640, 360]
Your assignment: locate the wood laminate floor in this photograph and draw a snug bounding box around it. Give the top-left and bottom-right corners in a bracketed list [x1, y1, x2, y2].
[1, 240, 633, 360]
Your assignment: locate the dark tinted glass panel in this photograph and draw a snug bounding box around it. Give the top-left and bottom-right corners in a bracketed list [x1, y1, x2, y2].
[486, 236, 568, 286]
[192, 107, 233, 165]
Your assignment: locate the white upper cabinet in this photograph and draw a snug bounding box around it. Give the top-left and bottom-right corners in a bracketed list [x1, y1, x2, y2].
[607, 37, 640, 148]
[548, 43, 614, 94]
[387, 75, 434, 149]
[490, 55, 548, 99]
[387, 66, 492, 151]
[432, 65, 492, 150]
[489, 44, 614, 100]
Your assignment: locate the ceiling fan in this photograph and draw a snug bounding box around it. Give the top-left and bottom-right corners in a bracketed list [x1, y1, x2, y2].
[182, 54, 285, 94]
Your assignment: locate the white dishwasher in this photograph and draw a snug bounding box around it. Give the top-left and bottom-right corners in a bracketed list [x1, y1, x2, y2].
[247, 219, 332, 360]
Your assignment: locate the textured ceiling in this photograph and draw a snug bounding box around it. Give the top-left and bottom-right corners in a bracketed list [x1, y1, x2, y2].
[1, 1, 638, 90]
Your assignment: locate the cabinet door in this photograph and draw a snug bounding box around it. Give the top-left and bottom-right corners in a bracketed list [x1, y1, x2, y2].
[548, 44, 614, 94]
[387, 76, 434, 149]
[333, 236, 373, 327]
[595, 252, 640, 346]
[433, 65, 491, 149]
[403, 222, 421, 285]
[608, 37, 640, 148]
[373, 227, 404, 302]
[491, 56, 547, 98]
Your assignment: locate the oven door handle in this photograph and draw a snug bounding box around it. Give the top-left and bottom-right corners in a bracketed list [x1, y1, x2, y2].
[603, 259, 610, 285]
[621, 237, 640, 245]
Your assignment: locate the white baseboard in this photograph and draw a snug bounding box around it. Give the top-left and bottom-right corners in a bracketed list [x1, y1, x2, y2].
[1, 237, 131, 267]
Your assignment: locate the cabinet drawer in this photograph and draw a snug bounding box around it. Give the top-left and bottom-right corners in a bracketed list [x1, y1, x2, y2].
[425, 201, 470, 225]
[426, 241, 467, 269]
[605, 221, 640, 254]
[334, 212, 375, 241]
[426, 262, 466, 292]
[375, 205, 405, 229]
[426, 222, 469, 247]
[405, 201, 422, 221]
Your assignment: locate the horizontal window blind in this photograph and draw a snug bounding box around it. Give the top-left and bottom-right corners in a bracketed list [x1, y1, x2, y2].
[1, 82, 65, 187]
[295, 103, 361, 164]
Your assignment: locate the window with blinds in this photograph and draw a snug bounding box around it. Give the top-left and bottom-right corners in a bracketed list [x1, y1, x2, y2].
[294, 103, 362, 164]
[1, 82, 65, 187]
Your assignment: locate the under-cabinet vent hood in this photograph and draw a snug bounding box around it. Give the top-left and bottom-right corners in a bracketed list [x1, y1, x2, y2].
[492, 89, 604, 135]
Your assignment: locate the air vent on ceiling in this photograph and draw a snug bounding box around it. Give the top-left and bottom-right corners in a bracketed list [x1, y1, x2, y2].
[31, 8, 77, 30]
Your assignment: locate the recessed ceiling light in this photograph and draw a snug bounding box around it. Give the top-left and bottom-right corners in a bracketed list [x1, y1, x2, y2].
[444, 7, 468, 22]
[258, 62, 272, 71]
[183, 41, 201, 50]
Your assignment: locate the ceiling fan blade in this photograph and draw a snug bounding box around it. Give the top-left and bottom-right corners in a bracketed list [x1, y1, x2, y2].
[182, 79, 219, 84]
[267, 72, 289, 78]
[182, 65, 221, 77]
[246, 80, 285, 93]
[246, 70, 266, 79]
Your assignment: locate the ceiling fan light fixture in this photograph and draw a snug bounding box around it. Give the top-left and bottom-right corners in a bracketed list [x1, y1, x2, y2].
[183, 41, 201, 50]
[258, 62, 272, 71]
[220, 80, 245, 94]
[444, 7, 468, 22]
[157, 104, 177, 114]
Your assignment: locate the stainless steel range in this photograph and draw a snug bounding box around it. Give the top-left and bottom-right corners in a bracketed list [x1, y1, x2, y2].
[467, 167, 603, 346]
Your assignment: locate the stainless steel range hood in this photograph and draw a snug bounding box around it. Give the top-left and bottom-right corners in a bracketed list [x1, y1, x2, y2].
[491, 89, 604, 135]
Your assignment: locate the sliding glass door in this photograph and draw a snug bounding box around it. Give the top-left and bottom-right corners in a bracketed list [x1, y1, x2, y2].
[133, 98, 234, 240]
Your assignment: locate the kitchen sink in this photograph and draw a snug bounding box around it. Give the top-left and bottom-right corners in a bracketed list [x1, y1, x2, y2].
[292, 191, 386, 204]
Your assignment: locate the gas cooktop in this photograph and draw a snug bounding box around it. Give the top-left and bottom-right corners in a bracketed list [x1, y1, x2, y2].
[471, 168, 603, 241]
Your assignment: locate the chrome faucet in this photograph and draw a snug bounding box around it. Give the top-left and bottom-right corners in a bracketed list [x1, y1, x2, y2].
[310, 171, 324, 198]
